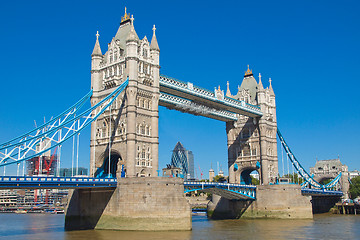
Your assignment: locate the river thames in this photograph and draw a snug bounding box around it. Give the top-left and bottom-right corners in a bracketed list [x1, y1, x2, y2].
[0, 213, 358, 240]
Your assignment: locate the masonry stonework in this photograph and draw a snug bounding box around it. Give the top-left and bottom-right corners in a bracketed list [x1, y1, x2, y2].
[65, 177, 191, 231]
[226, 68, 278, 185]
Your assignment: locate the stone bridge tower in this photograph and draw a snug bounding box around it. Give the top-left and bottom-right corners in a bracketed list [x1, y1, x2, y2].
[226, 67, 278, 185]
[89, 9, 160, 178]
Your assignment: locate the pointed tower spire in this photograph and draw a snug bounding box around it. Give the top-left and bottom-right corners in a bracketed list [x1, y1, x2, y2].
[269, 78, 275, 95]
[91, 31, 102, 57]
[150, 24, 160, 51]
[126, 16, 139, 42]
[258, 73, 264, 91]
[226, 81, 232, 97]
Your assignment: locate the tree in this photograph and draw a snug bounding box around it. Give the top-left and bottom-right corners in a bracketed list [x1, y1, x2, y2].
[349, 176, 360, 199]
[213, 175, 226, 183]
[281, 173, 304, 184]
[251, 176, 260, 185]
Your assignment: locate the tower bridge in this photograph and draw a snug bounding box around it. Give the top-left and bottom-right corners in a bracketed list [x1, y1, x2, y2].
[0, 8, 345, 230]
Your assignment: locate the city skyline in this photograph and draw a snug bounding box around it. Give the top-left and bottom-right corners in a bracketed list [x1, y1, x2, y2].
[0, 0, 359, 178]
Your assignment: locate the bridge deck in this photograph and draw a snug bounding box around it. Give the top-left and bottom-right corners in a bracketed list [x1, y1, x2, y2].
[301, 188, 343, 197]
[159, 75, 262, 120]
[0, 176, 117, 189]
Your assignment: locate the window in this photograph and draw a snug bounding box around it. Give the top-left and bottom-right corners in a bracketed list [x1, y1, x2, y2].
[242, 128, 250, 138]
[242, 144, 251, 156]
[141, 125, 145, 135]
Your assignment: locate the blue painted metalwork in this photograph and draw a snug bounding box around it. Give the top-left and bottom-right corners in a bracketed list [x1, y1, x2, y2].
[0, 176, 117, 189]
[0, 78, 129, 168]
[301, 188, 343, 197]
[159, 75, 263, 118]
[277, 128, 342, 190]
[184, 181, 256, 200]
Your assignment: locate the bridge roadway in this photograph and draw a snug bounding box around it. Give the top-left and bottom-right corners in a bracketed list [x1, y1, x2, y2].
[159, 75, 263, 121]
[0, 176, 117, 189]
[0, 177, 343, 199]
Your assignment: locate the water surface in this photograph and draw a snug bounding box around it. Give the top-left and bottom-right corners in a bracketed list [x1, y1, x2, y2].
[0, 213, 358, 240]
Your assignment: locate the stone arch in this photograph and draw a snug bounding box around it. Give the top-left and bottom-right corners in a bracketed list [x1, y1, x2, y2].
[140, 169, 146, 177]
[240, 167, 259, 185]
[95, 150, 124, 178]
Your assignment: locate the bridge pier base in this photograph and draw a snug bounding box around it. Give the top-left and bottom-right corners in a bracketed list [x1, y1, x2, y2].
[65, 178, 191, 231]
[208, 184, 312, 219]
[311, 196, 341, 214]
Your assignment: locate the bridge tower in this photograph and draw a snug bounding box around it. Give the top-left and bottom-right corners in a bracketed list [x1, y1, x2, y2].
[226, 67, 278, 185]
[90, 9, 160, 178]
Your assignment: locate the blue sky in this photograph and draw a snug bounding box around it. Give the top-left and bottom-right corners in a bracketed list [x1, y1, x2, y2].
[0, 0, 359, 178]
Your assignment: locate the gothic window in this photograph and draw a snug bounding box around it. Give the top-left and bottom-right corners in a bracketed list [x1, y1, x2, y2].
[109, 50, 113, 63]
[141, 125, 145, 135]
[148, 101, 152, 110]
[242, 128, 250, 138]
[242, 144, 251, 156]
[251, 148, 257, 156]
[145, 125, 149, 136]
[143, 100, 146, 108]
[141, 150, 146, 159]
[254, 129, 258, 137]
[143, 48, 147, 58]
[120, 49, 124, 57]
[114, 49, 118, 61]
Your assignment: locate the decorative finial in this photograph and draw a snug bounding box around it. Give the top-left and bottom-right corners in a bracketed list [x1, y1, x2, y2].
[152, 24, 156, 33]
[130, 14, 134, 22]
[96, 31, 99, 40]
[244, 65, 253, 77]
[121, 7, 131, 23]
[269, 78, 272, 85]
[258, 73, 261, 81]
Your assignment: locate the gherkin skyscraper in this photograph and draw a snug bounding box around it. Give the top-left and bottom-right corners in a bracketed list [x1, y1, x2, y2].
[171, 142, 194, 179]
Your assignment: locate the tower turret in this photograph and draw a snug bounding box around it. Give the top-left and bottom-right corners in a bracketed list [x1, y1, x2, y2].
[91, 31, 103, 92]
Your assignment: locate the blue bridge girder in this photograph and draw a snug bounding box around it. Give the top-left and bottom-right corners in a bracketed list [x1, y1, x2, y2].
[184, 181, 256, 200]
[301, 188, 343, 197]
[0, 176, 117, 189]
[159, 75, 263, 121]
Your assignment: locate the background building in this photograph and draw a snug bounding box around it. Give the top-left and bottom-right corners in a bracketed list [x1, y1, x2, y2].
[170, 142, 195, 179]
[59, 167, 88, 177]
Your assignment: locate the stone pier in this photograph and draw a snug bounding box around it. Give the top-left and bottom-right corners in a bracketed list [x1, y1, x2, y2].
[208, 184, 313, 219]
[65, 177, 191, 231]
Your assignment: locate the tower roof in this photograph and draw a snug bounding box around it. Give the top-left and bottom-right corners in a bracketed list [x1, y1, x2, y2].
[258, 73, 264, 91]
[150, 25, 160, 51]
[126, 18, 139, 42]
[91, 31, 102, 57]
[114, 9, 138, 49]
[269, 78, 275, 96]
[237, 65, 258, 102]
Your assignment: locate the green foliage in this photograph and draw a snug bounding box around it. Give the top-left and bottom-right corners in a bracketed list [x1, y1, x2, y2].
[281, 173, 304, 184]
[251, 176, 260, 185]
[349, 176, 360, 199]
[320, 178, 332, 185]
[213, 175, 226, 183]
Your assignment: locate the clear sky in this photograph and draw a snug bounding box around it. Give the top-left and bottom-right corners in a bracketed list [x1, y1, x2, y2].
[0, 0, 359, 178]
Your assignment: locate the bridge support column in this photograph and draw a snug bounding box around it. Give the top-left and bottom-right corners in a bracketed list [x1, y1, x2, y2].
[65, 178, 191, 231]
[208, 184, 312, 219]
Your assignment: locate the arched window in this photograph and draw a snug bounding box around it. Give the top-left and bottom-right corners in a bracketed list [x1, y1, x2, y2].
[242, 144, 251, 156]
[114, 49, 118, 61]
[242, 128, 250, 138]
[141, 125, 145, 135]
[145, 125, 149, 136]
[139, 99, 143, 108]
